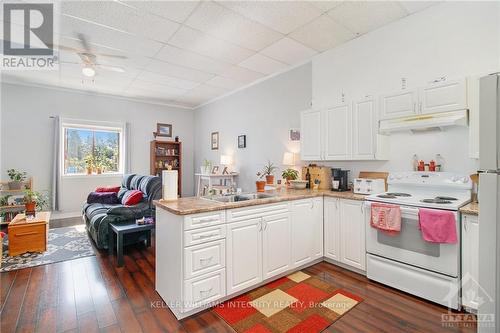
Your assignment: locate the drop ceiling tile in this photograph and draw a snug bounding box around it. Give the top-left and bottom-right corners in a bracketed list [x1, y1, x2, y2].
[219, 1, 323, 35]
[205, 76, 246, 90]
[398, 1, 438, 14]
[290, 14, 355, 52]
[62, 1, 179, 43]
[221, 65, 264, 84]
[180, 83, 229, 105]
[328, 1, 408, 36]
[135, 70, 200, 90]
[129, 80, 188, 97]
[123, 1, 199, 23]
[309, 1, 344, 12]
[169, 26, 254, 64]
[238, 53, 287, 75]
[155, 44, 231, 75]
[260, 37, 317, 65]
[146, 59, 215, 83]
[185, 1, 282, 51]
[60, 15, 163, 57]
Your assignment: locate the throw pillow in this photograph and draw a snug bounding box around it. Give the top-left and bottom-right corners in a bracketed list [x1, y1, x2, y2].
[87, 192, 119, 205]
[122, 190, 143, 206]
[95, 186, 120, 193]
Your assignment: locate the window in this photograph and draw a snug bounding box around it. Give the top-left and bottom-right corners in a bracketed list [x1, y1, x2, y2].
[62, 122, 124, 176]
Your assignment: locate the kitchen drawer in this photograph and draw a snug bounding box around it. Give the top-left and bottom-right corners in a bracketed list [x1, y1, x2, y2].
[227, 202, 289, 223]
[184, 224, 226, 247]
[184, 211, 225, 231]
[184, 239, 225, 279]
[183, 269, 226, 312]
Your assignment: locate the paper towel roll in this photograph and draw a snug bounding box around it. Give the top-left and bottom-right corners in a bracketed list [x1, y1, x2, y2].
[162, 170, 178, 201]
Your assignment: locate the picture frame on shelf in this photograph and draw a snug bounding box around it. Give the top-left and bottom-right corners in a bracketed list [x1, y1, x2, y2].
[211, 166, 219, 174]
[211, 132, 219, 150]
[289, 129, 300, 141]
[238, 135, 246, 148]
[156, 123, 172, 137]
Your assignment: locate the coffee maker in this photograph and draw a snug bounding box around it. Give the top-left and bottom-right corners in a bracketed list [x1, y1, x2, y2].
[331, 168, 350, 192]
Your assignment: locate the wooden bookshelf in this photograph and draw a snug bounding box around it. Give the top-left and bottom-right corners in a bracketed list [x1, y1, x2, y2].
[150, 141, 182, 197]
[0, 178, 33, 225]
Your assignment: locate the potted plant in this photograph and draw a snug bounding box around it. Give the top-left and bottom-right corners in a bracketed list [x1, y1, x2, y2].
[84, 155, 94, 175]
[7, 169, 27, 190]
[282, 168, 299, 186]
[201, 159, 212, 175]
[256, 172, 266, 192]
[261, 161, 277, 185]
[23, 189, 48, 214]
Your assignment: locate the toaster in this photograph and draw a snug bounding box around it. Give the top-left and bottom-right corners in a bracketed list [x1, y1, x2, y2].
[353, 178, 385, 195]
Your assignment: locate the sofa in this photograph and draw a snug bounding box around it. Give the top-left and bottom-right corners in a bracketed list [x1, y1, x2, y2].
[83, 174, 162, 249]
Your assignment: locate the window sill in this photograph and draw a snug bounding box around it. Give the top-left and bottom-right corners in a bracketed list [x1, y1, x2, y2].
[61, 173, 123, 180]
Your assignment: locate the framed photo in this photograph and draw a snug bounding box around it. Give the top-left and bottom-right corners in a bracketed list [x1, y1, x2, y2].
[211, 166, 219, 174]
[238, 135, 246, 148]
[156, 123, 172, 137]
[289, 129, 300, 141]
[211, 132, 219, 150]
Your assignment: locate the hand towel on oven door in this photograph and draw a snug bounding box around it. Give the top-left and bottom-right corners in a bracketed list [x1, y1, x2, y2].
[370, 203, 401, 236]
[418, 208, 457, 244]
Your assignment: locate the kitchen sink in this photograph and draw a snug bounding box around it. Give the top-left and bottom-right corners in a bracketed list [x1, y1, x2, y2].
[204, 193, 276, 203]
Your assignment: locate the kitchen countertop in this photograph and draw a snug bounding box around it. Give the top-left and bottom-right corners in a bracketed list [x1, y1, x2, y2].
[154, 188, 367, 215]
[459, 202, 479, 215]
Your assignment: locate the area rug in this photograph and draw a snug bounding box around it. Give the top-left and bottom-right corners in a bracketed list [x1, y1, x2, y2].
[1, 225, 95, 272]
[213, 271, 363, 333]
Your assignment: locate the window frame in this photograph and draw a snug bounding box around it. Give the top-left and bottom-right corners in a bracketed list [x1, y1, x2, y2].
[60, 119, 126, 178]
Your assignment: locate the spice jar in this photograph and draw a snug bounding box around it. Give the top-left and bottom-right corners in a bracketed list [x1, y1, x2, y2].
[429, 160, 436, 172]
[418, 160, 425, 171]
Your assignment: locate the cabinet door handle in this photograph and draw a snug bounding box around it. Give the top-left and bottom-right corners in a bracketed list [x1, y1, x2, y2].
[360, 204, 364, 214]
[336, 198, 339, 209]
[310, 201, 315, 209]
[263, 221, 268, 231]
[413, 102, 416, 112]
[419, 102, 423, 112]
[464, 216, 468, 231]
[259, 218, 263, 231]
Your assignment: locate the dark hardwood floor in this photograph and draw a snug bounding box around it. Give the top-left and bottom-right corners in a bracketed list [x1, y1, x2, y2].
[1, 233, 476, 333]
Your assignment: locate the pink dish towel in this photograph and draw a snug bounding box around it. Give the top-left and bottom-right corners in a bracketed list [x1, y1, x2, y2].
[370, 203, 402, 235]
[418, 208, 457, 244]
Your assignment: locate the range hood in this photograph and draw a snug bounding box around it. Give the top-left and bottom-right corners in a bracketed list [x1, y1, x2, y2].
[379, 110, 468, 133]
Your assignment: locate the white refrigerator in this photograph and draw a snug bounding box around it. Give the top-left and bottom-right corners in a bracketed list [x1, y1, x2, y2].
[478, 73, 500, 333]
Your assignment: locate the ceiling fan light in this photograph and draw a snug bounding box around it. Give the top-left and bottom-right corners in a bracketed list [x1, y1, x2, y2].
[82, 66, 95, 77]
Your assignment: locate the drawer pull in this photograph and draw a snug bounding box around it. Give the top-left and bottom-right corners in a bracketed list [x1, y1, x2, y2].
[199, 217, 217, 223]
[199, 256, 213, 265]
[199, 287, 213, 297]
[195, 234, 218, 240]
[15, 231, 39, 237]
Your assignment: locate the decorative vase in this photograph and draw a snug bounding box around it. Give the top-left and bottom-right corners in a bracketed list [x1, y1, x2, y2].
[265, 175, 274, 185]
[256, 180, 266, 192]
[97, 167, 103, 174]
[86, 167, 93, 175]
[8, 181, 22, 190]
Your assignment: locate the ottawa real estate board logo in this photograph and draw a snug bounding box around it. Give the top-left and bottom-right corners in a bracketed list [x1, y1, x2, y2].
[1, 2, 58, 70]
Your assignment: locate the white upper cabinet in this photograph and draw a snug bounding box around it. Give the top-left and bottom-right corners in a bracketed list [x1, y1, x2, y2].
[419, 78, 467, 114]
[352, 97, 376, 160]
[380, 90, 418, 119]
[300, 109, 322, 161]
[324, 104, 351, 160]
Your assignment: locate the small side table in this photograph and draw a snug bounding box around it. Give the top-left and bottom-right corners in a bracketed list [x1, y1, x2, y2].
[108, 221, 154, 267]
[8, 212, 50, 256]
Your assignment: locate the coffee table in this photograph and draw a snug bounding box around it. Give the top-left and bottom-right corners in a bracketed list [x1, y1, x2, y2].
[8, 212, 50, 256]
[108, 221, 153, 267]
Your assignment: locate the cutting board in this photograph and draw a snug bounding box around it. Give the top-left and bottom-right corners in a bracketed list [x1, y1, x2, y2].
[358, 171, 389, 191]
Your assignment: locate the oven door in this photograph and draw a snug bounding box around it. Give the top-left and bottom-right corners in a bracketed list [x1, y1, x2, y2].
[365, 202, 459, 277]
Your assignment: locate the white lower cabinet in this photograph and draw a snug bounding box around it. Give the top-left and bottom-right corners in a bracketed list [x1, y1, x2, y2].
[226, 203, 292, 294]
[226, 217, 263, 294]
[290, 198, 324, 268]
[461, 213, 480, 311]
[324, 198, 366, 271]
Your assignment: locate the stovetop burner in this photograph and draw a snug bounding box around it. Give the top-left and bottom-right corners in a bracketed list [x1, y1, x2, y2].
[421, 199, 452, 204]
[435, 196, 458, 201]
[386, 192, 412, 197]
[377, 194, 397, 198]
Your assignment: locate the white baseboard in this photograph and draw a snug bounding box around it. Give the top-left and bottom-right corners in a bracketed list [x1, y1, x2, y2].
[50, 211, 82, 220]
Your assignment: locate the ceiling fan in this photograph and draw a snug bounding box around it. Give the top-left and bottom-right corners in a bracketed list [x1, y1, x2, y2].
[55, 33, 127, 78]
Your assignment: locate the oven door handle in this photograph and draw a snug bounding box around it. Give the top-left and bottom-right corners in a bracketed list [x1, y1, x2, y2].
[400, 206, 420, 217]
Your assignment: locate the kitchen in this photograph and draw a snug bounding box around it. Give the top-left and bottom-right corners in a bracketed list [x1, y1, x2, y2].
[154, 2, 499, 332]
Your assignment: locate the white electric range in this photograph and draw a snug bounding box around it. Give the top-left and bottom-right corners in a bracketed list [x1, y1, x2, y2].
[364, 172, 472, 310]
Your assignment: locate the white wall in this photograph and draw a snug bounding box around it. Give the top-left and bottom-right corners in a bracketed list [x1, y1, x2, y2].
[1, 83, 194, 216]
[194, 64, 311, 191]
[195, 1, 499, 191]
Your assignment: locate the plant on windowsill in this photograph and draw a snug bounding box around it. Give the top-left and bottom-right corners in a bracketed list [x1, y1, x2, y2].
[282, 168, 299, 186]
[256, 172, 266, 192]
[6, 169, 27, 190]
[84, 155, 94, 175]
[261, 160, 278, 185]
[23, 189, 48, 215]
[201, 159, 212, 175]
